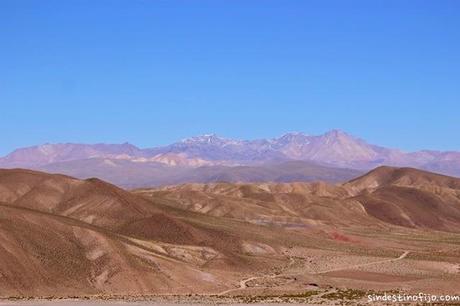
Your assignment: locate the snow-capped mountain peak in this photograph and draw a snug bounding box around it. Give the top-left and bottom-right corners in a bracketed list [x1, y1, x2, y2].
[1, 130, 460, 178]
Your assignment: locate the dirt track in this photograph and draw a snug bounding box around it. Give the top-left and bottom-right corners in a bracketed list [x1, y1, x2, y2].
[312, 251, 410, 274]
[218, 251, 410, 296]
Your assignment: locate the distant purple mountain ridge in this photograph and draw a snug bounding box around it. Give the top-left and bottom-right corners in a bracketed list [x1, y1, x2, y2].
[1, 130, 459, 188]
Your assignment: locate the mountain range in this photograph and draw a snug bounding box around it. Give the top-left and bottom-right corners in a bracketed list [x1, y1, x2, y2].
[1, 129, 459, 188]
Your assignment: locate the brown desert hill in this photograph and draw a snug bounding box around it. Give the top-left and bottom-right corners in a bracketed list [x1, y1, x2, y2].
[136, 181, 387, 230]
[0, 169, 255, 251]
[2, 167, 460, 298]
[344, 166, 460, 195]
[2, 168, 347, 297]
[0, 203, 223, 296]
[137, 166, 460, 233]
[0, 168, 169, 232]
[343, 166, 460, 231]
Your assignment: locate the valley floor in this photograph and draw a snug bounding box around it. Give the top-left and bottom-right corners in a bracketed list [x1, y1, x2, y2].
[0, 301, 310, 306]
[2, 237, 459, 305]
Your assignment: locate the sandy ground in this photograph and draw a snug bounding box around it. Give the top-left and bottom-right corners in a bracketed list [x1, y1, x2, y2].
[0, 302, 308, 306]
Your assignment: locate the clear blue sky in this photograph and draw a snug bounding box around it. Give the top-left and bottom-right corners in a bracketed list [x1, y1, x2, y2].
[1, 0, 459, 155]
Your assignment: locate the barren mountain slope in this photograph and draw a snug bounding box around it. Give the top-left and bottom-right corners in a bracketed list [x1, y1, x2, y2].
[137, 167, 460, 233]
[0, 168, 173, 232]
[0, 169, 270, 252]
[136, 181, 387, 231]
[345, 166, 460, 195]
[0, 203, 225, 296]
[1, 169, 359, 297]
[344, 167, 460, 232]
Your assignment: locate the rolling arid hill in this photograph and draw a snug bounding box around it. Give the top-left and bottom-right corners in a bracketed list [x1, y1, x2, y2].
[138, 166, 460, 233]
[345, 167, 460, 232]
[1, 167, 460, 303]
[0, 169, 288, 296]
